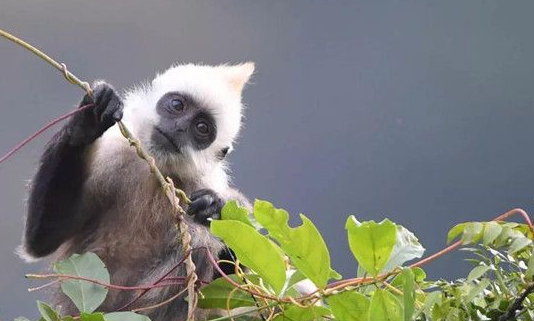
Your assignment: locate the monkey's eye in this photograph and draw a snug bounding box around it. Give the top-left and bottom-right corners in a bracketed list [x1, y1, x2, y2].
[195, 121, 210, 135]
[170, 98, 185, 112]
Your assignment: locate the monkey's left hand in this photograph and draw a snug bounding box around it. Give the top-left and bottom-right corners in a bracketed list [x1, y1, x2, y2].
[187, 189, 224, 226]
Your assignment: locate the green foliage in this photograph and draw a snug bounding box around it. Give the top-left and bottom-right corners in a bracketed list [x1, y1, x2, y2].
[211, 219, 286, 294]
[19, 200, 534, 321]
[103, 312, 150, 321]
[26, 254, 151, 321]
[369, 289, 403, 321]
[272, 306, 330, 321]
[36, 301, 60, 321]
[53, 253, 110, 313]
[345, 217, 397, 276]
[327, 292, 369, 321]
[401, 268, 415, 321]
[197, 275, 257, 309]
[221, 200, 254, 227]
[79, 313, 105, 321]
[253, 200, 334, 287]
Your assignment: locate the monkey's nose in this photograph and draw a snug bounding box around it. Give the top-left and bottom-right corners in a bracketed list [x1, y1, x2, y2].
[174, 122, 188, 132]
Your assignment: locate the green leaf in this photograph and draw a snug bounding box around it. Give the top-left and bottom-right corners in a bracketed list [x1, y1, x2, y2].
[402, 268, 415, 321]
[61, 317, 76, 321]
[104, 312, 151, 321]
[211, 220, 286, 294]
[80, 313, 105, 321]
[464, 278, 490, 302]
[369, 288, 403, 321]
[253, 200, 332, 288]
[461, 222, 484, 244]
[198, 275, 257, 309]
[423, 291, 441, 318]
[526, 248, 534, 278]
[466, 264, 491, 282]
[494, 224, 514, 247]
[509, 236, 532, 254]
[383, 225, 425, 272]
[253, 200, 291, 240]
[447, 223, 468, 244]
[273, 305, 331, 321]
[37, 301, 60, 321]
[391, 267, 426, 291]
[345, 217, 397, 276]
[326, 291, 370, 321]
[482, 222, 502, 246]
[221, 200, 253, 227]
[329, 268, 342, 280]
[53, 252, 110, 313]
[412, 267, 426, 283]
[285, 214, 331, 288]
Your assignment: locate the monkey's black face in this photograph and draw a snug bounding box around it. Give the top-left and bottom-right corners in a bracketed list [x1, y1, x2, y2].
[151, 92, 217, 153]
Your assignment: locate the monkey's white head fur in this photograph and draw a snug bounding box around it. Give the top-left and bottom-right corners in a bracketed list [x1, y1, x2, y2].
[102, 62, 254, 187]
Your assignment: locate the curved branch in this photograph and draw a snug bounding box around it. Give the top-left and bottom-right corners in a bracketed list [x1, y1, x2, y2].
[26, 273, 189, 291]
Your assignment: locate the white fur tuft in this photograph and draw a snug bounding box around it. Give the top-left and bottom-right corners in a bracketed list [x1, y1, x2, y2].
[15, 244, 42, 263]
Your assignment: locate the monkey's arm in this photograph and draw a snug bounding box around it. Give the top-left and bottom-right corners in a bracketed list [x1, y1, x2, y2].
[24, 83, 123, 258]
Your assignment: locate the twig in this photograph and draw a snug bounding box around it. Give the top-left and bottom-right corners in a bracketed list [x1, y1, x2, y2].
[409, 240, 463, 269]
[498, 283, 534, 321]
[0, 29, 92, 95]
[0, 103, 94, 166]
[26, 273, 188, 291]
[27, 279, 63, 292]
[132, 288, 188, 313]
[207, 302, 279, 321]
[494, 208, 534, 239]
[201, 246, 280, 302]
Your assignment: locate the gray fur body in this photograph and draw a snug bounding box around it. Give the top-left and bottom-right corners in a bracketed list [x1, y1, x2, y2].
[54, 141, 246, 319]
[21, 63, 256, 321]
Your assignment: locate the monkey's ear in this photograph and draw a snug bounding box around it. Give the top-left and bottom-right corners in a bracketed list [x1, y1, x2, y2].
[223, 62, 255, 94]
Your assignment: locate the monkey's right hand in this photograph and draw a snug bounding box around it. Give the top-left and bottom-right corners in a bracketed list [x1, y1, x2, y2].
[68, 82, 123, 146]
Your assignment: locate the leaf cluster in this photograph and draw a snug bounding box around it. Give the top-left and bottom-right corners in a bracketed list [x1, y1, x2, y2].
[16, 201, 534, 321]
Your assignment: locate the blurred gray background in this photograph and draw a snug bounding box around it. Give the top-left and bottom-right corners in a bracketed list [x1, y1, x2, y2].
[1, 0, 534, 319]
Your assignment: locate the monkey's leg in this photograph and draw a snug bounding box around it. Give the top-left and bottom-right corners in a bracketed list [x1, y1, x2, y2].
[24, 83, 122, 257]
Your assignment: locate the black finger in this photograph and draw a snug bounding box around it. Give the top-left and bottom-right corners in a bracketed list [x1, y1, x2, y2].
[112, 109, 123, 121]
[80, 93, 95, 107]
[194, 207, 221, 225]
[100, 97, 122, 124]
[188, 195, 215, 215]
[190, 189, 213, 200]
[96, 85, 114, 105]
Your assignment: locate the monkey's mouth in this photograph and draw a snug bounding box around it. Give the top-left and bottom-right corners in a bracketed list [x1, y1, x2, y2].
[153, 127, 182, 153]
